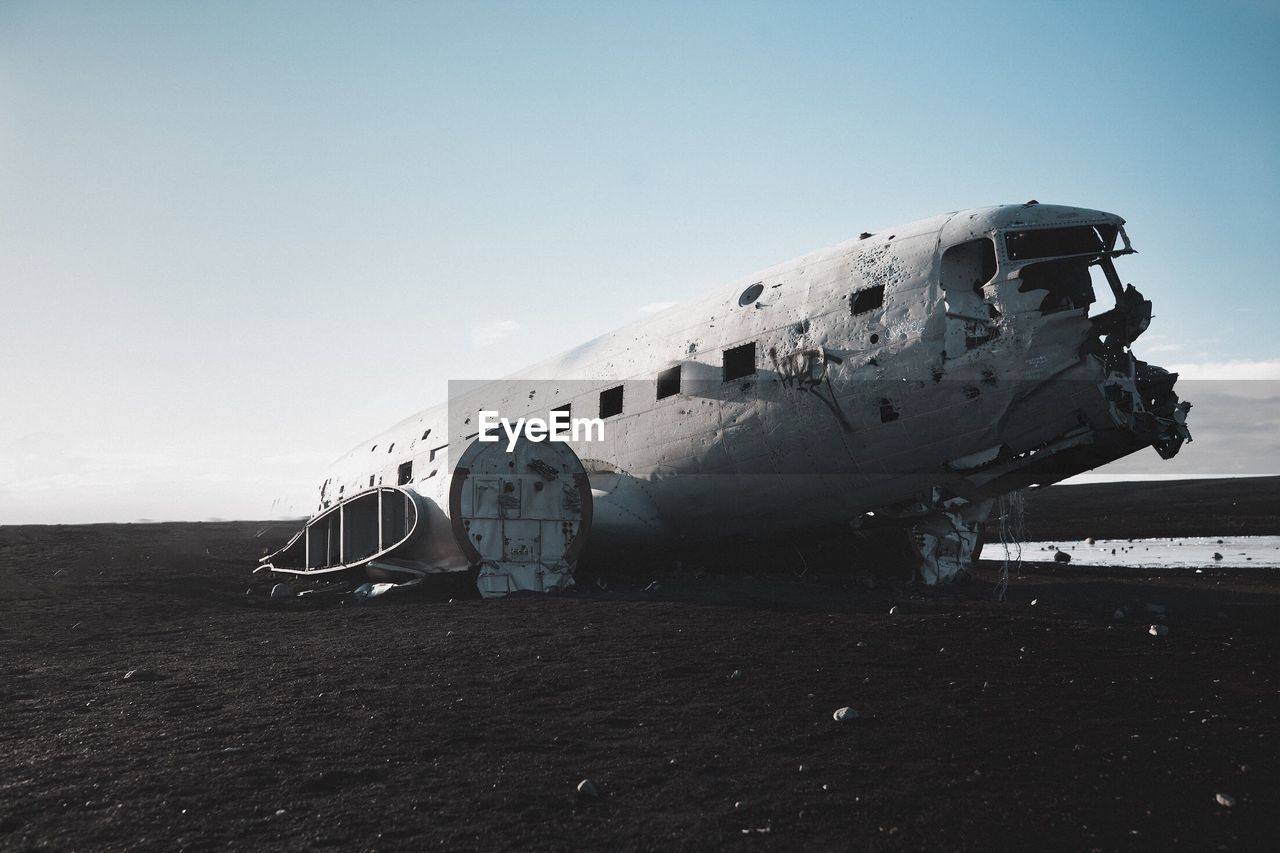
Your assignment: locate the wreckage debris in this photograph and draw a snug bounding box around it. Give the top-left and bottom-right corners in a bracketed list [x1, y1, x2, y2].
[352, 582, 400, 601]
[254, 204, 1198, 598]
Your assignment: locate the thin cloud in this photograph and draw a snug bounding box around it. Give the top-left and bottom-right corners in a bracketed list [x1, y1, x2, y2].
[639, 301, 678, 314]
[1167, 359, 1280, 380]
[470, 319, 523, 348]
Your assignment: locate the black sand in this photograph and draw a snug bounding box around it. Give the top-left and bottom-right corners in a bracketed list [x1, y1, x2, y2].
[1, 478, 1277, 850]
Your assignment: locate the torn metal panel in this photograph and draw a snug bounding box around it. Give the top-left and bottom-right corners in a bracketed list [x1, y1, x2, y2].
[450, 434, 592, 598]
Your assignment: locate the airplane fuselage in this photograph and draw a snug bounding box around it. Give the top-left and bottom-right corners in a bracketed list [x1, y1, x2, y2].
[276, 203, 1190, 588]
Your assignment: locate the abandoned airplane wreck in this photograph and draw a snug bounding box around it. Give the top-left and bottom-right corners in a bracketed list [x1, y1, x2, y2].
[258, 202, 1191, 597]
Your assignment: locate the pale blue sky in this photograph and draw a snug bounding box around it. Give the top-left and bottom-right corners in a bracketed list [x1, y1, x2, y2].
[1, 1, 1277, 522]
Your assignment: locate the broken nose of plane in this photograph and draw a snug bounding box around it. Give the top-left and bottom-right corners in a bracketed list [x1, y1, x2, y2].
[1139, 364, 1193, 459]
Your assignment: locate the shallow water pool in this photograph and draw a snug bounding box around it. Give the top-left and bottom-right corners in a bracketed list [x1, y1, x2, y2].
[995, 536, 1280, 570]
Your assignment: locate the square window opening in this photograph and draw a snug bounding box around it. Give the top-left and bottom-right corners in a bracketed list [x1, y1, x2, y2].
[397, 461, 413, 485]
[656, 365, 681, 400]
[723, 342, 756, 381]
[599, 385, 624, 419]
[851, 285, 885, 315]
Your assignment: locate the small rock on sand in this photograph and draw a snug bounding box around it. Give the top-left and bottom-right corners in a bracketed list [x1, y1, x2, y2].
[832, 707, 859, 722]
[576, 778, 600, 799]
[1215, 792, 1236, 808]
[1149, 625, 1169, 637]
[123, 668, 162, 682]
[270, 583, 295, 600]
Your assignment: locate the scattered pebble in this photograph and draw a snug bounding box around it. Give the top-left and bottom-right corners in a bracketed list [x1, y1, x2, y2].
[888, 606, 897, 615]
[269, 583, 295, 600]
[1215, 792, 1236, 808]
[832, 707, 859, 722]
[729, 669, 741, 679]
[1030, 599, 1038, 606]
[123, 668, 162, 681]
[1149, 625, 1169, 637]
[576, 779, 600, 799]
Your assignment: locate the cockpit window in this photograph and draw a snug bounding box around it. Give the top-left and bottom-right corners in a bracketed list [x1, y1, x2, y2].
[1004, 225, 1118, 261]
[1018, 258, 1096, 315]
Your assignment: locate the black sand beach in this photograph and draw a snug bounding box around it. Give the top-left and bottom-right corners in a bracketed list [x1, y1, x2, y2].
[2, 478, 1277, 850]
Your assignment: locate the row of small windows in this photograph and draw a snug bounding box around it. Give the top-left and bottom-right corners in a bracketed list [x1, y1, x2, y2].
[367, 285, 882, 462]
[363, 458, 442, 484]
[371, 429, 432, 454]
[589, 341, 759, 420]
[592, 280, 883, 420]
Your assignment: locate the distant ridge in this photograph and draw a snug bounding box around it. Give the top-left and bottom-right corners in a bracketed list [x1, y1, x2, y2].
[1015, 476, 1280, 541]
